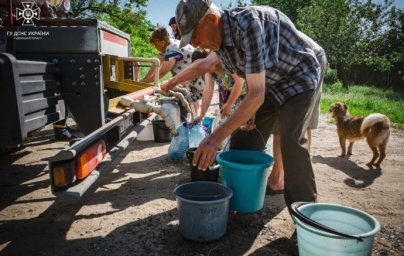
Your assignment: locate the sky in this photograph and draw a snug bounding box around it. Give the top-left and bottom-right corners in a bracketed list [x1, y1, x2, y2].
[146, 0, 403, 31]
[146, 0, 251, 28]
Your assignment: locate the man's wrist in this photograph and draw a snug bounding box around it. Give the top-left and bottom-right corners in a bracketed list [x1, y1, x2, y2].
[163, 78, 173, 90]
[212, 126, 227, 144]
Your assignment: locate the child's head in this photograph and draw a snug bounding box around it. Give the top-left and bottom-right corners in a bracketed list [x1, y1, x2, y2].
[150, 27, 169, 51]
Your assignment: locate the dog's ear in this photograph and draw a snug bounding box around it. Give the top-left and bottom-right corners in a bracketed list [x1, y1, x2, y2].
[343, 103, 348, 110]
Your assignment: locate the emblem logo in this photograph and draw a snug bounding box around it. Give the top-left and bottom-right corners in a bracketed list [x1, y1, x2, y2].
[16, 2, 40, 26]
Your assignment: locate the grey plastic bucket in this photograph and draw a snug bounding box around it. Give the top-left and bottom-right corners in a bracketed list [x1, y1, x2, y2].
[174, 182, 233, 242]
[291, 202, 381, 256]
[152, 120, 171, 143]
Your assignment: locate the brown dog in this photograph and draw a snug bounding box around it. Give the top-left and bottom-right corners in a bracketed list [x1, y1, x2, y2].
[329, 102, 390, 166]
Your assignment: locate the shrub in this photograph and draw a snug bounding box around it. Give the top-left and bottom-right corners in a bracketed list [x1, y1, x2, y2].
[324, 68, 339, 84]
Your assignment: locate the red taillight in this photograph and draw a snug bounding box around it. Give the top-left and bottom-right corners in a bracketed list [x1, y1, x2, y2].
[77, 140, 106, 180]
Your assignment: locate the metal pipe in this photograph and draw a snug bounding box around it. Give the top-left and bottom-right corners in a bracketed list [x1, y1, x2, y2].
[118, 57, 161, 88]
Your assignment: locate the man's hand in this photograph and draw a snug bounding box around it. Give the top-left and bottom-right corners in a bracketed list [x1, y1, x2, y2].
[193, 133, 222, 170]
[220, 103, 232, 118]
[159, 81, 171, 92]
[240, 115, 256, 131]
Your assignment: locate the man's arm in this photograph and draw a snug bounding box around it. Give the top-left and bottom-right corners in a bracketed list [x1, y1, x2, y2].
[160, 52, 220, 91]
[193, 72, 266, 170]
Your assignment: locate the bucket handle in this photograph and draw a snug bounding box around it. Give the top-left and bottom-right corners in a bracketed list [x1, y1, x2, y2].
[223, 127, 267, 151]
[208, 164, 220, 171]
[291, 202, 363, 241]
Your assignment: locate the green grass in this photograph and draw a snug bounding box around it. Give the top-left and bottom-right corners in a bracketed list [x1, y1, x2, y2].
[321, 82, 404, 130]
[138, 65, 172, 83]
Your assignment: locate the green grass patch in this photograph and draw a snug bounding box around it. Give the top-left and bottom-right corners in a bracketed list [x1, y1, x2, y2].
[321, 82, 404, 130]
[137, 65, 172, 83]
[160, 72, 172, 82]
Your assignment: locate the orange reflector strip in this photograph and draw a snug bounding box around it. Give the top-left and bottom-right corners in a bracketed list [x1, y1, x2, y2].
[77, 140, 107, 180]
[53, 166, 67, 187]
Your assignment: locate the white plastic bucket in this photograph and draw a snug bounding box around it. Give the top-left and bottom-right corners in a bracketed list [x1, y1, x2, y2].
[136, 121, 154, 141]
[291, 202, 381, 256]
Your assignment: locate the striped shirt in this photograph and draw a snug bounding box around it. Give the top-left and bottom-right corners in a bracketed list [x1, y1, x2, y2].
[217, 6, 320, 105]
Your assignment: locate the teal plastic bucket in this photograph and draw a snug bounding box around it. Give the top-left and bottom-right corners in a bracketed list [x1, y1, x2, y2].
[216, 150, 273, 213]
[174, 182, 233, 242]
[291, 202, 381, 256]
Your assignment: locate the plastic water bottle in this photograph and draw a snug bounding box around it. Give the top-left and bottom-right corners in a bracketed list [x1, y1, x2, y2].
[168, 123, 189, 160]
[264, 135, 273, 156]
[188, 121, 206, 148]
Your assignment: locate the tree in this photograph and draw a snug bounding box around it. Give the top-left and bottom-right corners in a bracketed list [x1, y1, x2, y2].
[223, 0, 248, 9]
[351, 0, 402, 70]
[297, 0, 402, 87]
[252, 0, 311, 23]
[69, 0, 155, 57]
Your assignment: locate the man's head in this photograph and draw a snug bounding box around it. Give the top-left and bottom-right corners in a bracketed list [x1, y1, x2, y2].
[168, 16, 177, 33]
[175, 0, 222, 51]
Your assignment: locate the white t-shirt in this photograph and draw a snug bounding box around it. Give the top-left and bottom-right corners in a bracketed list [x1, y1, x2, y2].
[165, 39, 205, 101]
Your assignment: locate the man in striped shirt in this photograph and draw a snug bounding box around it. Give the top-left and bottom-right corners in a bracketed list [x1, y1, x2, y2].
[161, 0, 320, 211]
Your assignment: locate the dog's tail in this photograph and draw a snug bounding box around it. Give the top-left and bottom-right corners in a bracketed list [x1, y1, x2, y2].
[360, 113, 390, 135]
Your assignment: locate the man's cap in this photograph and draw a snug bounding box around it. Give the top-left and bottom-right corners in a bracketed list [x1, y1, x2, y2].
[175, 0, 212, 47]
[168, 17, 176, 26]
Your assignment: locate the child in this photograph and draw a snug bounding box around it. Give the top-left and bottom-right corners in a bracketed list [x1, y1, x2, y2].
[197, 52, 247, 123]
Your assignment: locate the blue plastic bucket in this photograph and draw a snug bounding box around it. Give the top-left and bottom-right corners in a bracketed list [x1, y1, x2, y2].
[216, 150, 273, 213]
[174, 182, 233, 242]
[291, 202, 381, 256]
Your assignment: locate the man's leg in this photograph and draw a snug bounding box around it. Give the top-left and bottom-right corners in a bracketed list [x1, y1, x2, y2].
[53, 118, 75, 141]
[268, 134, 284, 191]
[53, 108, 75, 141]
[278, 90, 317, 209]
[307, 86, 322, 154]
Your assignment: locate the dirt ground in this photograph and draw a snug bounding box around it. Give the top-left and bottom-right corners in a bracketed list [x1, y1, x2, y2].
[0, 113, 403, 256]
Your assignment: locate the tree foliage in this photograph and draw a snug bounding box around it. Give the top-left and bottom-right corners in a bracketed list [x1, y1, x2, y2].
[297, 0, 402, 86]
[251, 0, 403, 87]
[252, 0, 311, 23]
[223, 0, 248, 9]
[69, 0, 155, 57]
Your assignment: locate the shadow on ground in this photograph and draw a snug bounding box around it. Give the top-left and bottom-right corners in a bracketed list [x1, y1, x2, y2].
[313, 155, 381, 188]
[0, 141, 292, 255]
